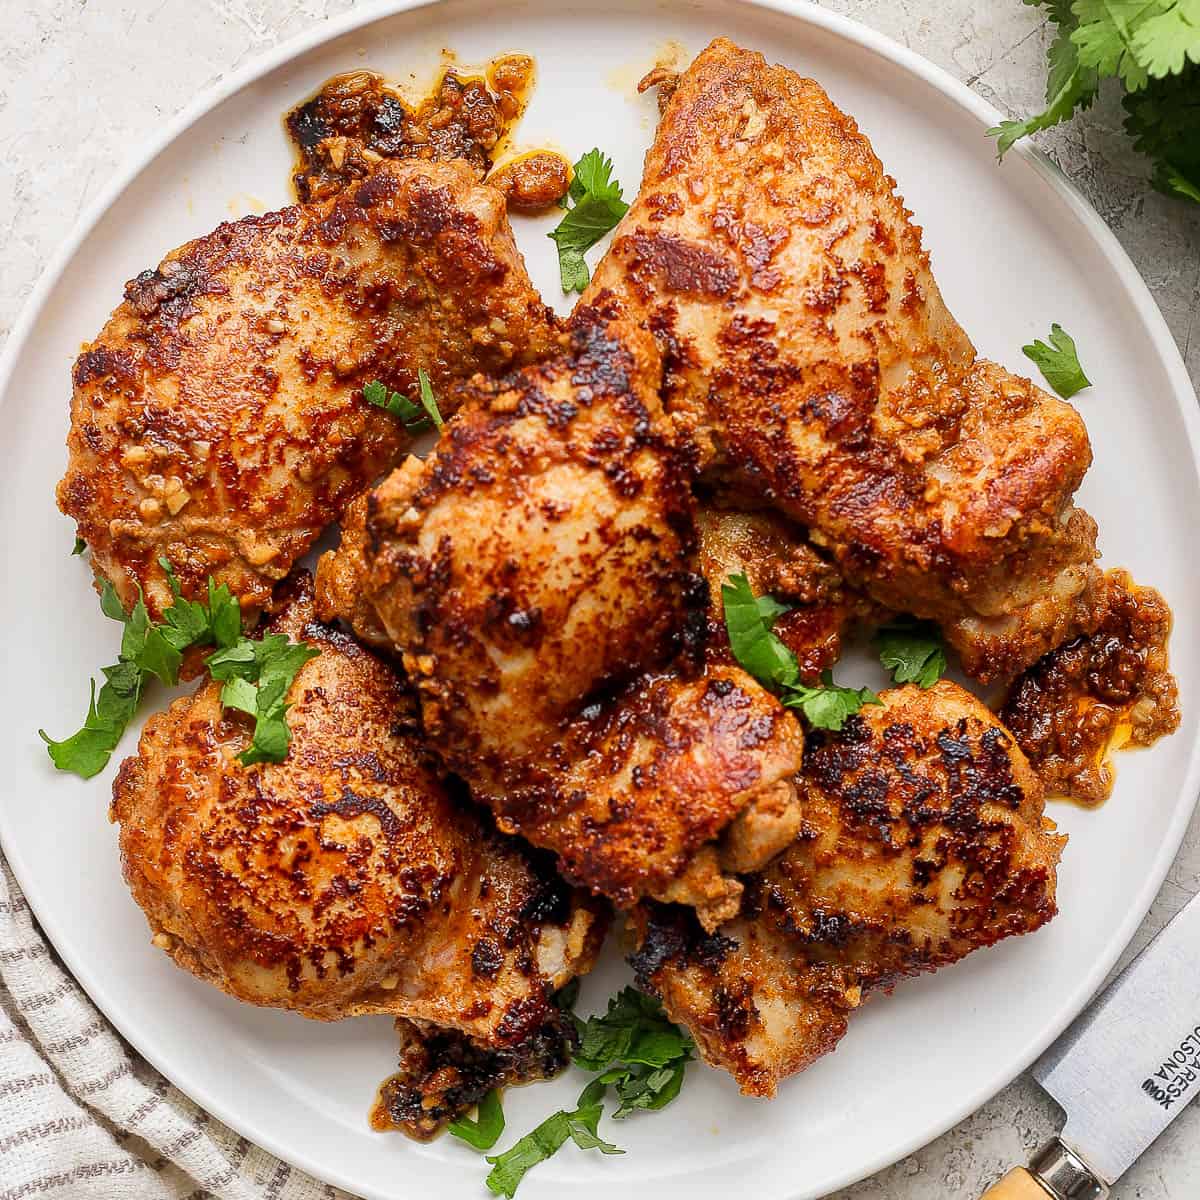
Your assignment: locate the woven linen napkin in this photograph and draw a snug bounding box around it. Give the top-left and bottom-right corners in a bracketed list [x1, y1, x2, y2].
[0, 854, 354, 1200]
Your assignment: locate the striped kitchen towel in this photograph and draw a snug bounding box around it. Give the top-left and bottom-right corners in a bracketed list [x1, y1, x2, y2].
[0, 855, 353, 1200]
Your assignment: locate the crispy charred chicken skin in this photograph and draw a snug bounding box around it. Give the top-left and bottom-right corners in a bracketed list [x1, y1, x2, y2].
[61, 159, 555, 623]
[317, 312, 805, 927]
[111, 579, 605, 1095]
[630, 682, 1064, 1096]
[585, 39, 1101, 682]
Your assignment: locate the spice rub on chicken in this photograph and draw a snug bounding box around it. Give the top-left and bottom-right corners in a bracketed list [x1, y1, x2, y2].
[60, 159, 556, 623]
[1001, 569, 1180, 805]
[585, 37, 1101, 683]
[630, 682, 1064, 1096]
[316, 311, 805, 926]
[111, 578, 605, 1071]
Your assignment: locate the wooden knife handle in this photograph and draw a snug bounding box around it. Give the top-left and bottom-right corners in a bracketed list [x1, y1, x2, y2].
[980, 1167, 1057, 1199]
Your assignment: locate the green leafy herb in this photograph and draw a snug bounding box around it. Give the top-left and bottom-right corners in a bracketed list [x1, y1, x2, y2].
[722, 572, 880, 731]
[449, 1090, 506, 1151]
[469, 987, 688, 1196]
[207, 633, 320, 766]
[71, 536, 86, 556]
[42, 564, 312, 778]
[993, 1, 1200, 204]
[781, 672, 882, 731]
[1022, 322, 1092, 399]
[363, 368, 443, 432]
[549, 149, 629, 294]
[876, 619, 948, 689]
[484, 1088, 622, 1199]
[573, 987, 693, 1073]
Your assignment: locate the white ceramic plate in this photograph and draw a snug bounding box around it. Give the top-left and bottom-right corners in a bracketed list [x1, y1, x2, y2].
[3, 2, 1198, 1197]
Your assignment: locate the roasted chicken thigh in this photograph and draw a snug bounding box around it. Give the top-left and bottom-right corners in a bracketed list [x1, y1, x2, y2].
[585, 39, 1101, 682]
[111, 579, 604, 1056]
[61, 159, 554, 621]
[631, 681, 1064, 1095]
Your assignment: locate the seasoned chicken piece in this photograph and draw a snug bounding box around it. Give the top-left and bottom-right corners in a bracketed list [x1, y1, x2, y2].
[111, 578, 605, 1054]
[343, 312, 699, 772]
[696, 505, 875, 680]
[1001, 569, 1180, 804]
[319, 314, 804, 925]
[314, 492, 391, 649]
[585, 39, 1100, 681]
[630, 682, 1064, 1096]
[61, 159, 555, 622]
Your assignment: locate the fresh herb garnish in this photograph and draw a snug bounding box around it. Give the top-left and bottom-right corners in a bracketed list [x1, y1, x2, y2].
[42, 562, 316, 777]
[990, 2, 1199, 206]
[876, 619, 948, 689]
[363, 367, 443, 432]
[71, 536, 86, 556]
[721, 572, 880, 731]
[1021, 322, 1092, 400]
[548, 149, 629, 294]
[206, 634, 319, 767]
[449, 1090, 506, 1151]
[484, 1086, 622, 1198]
[461, 986, 690, 1196]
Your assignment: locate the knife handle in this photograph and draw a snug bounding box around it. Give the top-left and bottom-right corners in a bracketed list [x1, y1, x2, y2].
[980, 1168, 1056, 1199]
[979, 1141, 1109, 1200]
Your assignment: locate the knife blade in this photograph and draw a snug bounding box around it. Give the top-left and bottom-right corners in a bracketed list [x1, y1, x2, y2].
[981, 889, 1200, 1199]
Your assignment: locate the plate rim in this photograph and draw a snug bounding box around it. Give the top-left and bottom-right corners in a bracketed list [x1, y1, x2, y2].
[3, 1, 1198, 1196]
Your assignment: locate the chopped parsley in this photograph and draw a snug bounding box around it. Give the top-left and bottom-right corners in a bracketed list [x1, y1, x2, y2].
[71, 536, 86, 556]
[41, 560, 317, 778]
[876, 619, 948, 689]
[1022, 322, 1092, 400]
[548, 149, 629, 294]
[449, 1090, 505, 1151]
[458, 986, 691, 1196]
[721, 572, 880, 731]
[363, 368, 443, 432]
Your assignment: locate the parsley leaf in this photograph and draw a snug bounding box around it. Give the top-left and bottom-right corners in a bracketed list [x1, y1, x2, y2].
[363, 368, 443, 433]
[781, 672, 882, 731]
[484, 1089, 622, 1198]
[1022, 322, 1092, 399]
[721, 573, 799, 690]
[71, 536, 86, 556]
[449, 1090, 505, 1151]
[876, 620, 947, 688]
[1123, 65, 1200, 201]
[207, 633, 320, 766]
[1131, 1, 1200, 79]
[722, 572, 879, 731]
[573, 987, 693, 1073]
[548, 149, 628, 294]
[43, 564, 311, 778]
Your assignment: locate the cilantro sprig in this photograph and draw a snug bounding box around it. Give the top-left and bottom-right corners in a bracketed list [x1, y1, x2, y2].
[1022, 322, 1092, 400]
[456, 986, 692, 1197]
[41, 561, 318, 778]
[990, 1, 1200, 205]
[875, 619, 948, 689]
[363, 368, 443, 432]
[548, 149, 629, 294]
[721, 573, 880, 731]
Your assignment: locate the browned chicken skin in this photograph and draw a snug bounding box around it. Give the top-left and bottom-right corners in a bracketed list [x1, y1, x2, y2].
[111, 578, 605, 1052]
[631, 682, 1064, 1096]
[317, 313, 805, 926]
[61, 159, 555, 622]
[585, 39, 1101, 682]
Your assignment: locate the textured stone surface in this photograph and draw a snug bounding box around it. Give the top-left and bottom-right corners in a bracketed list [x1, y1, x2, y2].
[1, 2, 1197, 1197]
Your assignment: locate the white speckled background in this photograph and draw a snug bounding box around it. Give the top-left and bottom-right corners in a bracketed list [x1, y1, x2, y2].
[2, 2, 1198, 1196]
